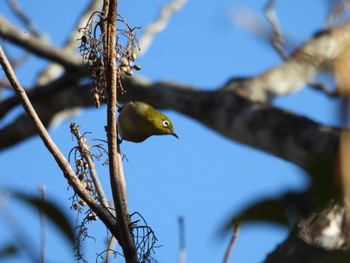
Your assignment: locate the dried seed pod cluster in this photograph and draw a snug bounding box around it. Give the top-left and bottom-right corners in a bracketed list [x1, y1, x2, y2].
[118, 51, 141, 77]
[71, 155, 97, 211]
[87, 213, 98, 221]
[78, 12, 141, 107]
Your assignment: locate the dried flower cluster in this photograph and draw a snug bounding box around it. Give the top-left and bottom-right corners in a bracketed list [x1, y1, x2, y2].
[78, 12, 141, 108]
[68, 123, 160, 262]
[130, 212, 160, 262]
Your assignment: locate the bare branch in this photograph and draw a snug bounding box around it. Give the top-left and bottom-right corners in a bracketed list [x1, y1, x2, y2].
[66, 0, 103, 52]
[231, 11, 350, 100]
[0, 15, 83, 72]
[36, 0, 102, 85]
[264, 0, 288, 60]
[244, 20, 350, 100]
[2, 16, 350, 167]
[70, 123, 109, 208]
[2, 14, 350, 102]
[325, 0, 350, 29]
[178, 217, 186, 263]
[101, 1, 138, 262]
[0, 77, 340, 168]
[39, 185, 46, 263]
[0, 46, 121, 242]
[230, 6, 269, 40]
[138, 0, 187, 55]
[340, 131, 350, 225]
[223, 222, 240, 263]
[105, 235, 117, 263]
[0, 73, 83, 119]
[7, 0, 43, 37]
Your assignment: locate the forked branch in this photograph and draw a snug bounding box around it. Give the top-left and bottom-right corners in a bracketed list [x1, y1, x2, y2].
[100, 0, 138, 262]
[0, 46, 121, 250]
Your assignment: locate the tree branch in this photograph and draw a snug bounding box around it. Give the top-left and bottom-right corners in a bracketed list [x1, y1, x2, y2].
[0, 46, 121, 243]
[0, 78, 340, 168]
[225, 20, 350, 101]
[36, 0, 102, 85]
[223, 222, 240, 263]
[138, 0, 187, 56]
[2, 14, 350, 102]
[101, 1, 138, 262]
[0, 4, 347, 168]
[70, 123, 109, 208]
[265, 233, 349, 263]
[0, 15, 83, 72]
[264, 0, 288, 61]
[7, 0, 43, 37]
[0, 72, 85, 119]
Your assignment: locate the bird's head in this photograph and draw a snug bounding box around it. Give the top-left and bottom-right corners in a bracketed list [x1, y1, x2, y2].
[145, 107, 178, 139]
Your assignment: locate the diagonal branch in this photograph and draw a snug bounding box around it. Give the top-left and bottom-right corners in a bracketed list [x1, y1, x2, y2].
[0, 15, 83, 72]
[138, 0, 187, 56]
[7, 0, 43, 37]
[0, 46, 121, 242]
[2, 15, 350, 102]
[325, 0, 350, 29]
[0, 72, 85, 119]
[70, 123, 109, 208]
[0, 78, 340, 167]
[1, 10, 348, 168]
[36, 0, 102, 85]
[265, 0, 288, 60]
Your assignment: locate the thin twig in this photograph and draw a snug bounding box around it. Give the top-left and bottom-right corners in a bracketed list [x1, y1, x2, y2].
[265, 0, 288, 61]
[223, 222, 240, 263]
[0, 15, 83, 73]
[65, 0, 103, 52]
[308, 82, 339, 97]
[7, 0, 43, 37]
[105, 235, 117, 263]
[104, 201, 117, 263]
[178, 217, 186, 263]
[0, 73, 83, 119]
[39, 185, 46, 263]
[0, 46, 120, 241]
[36, 0, 102, 85]
[70, 123, 109, 208]
[325, 0, 350, 29]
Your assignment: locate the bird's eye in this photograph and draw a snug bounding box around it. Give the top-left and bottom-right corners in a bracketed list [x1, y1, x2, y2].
[162, 120, 170, 127]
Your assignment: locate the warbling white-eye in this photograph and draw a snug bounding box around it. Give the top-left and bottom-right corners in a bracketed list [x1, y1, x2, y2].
[117, 101, 178, 143]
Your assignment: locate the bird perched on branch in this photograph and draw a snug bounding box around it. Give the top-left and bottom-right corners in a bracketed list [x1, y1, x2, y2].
[117, 101, 178, 143]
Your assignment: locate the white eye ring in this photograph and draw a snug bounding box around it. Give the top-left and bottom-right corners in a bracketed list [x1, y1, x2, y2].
[162, 120, 170, 127]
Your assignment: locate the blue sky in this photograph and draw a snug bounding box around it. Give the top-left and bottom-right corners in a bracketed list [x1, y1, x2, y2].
[0, 0, 340, 262]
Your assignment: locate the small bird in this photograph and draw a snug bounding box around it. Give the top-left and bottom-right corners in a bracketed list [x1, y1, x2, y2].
[117, 101, 178, 143]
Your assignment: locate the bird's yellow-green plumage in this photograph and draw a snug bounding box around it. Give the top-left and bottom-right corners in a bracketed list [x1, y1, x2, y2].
[117, 101, 178, 143]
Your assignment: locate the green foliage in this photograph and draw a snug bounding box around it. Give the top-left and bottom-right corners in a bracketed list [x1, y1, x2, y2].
[226, 158, 338, 230]
[231, 191, 310, 228]
[12, 190, 75, 245]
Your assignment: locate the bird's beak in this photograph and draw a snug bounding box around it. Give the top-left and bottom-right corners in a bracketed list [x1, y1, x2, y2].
[171, 131, 179, 139]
